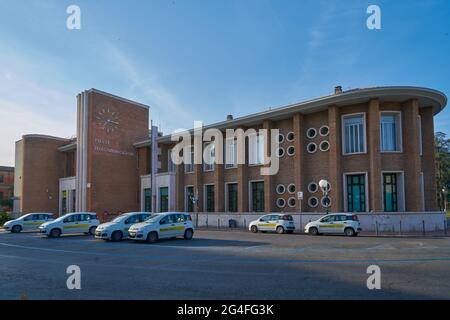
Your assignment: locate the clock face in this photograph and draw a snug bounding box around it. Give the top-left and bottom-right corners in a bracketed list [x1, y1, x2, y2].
[95, 108, 120, 133]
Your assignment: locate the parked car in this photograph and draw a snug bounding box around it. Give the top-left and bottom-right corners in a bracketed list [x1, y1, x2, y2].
[128, 212, 194, 243]
[304, 213, 361, 236]
[3, 213, 54, 233]
[95, 212, 152, 241]
[39, 212, 99, 238]
[249, 214, 295, 234]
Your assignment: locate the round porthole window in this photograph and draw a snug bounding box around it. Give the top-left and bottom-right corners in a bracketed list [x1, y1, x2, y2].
[276, 147, 285, 157]
[319, 125, 329, 137]
[321, 196, 331, 208]
[287, 183, 296, 194]
[288, 197, 296, 208]
[307, 142, 317, 153]
[287, 146, 295, 156]
[308, 182, 318, 193]
[308, 196, 319, 208]
[286, 132, 295, 142]
[277, 133, 285, 144]
[306, 128, 317, 139]
[276, 184, 286, 195]
[276, 198, 286, 208]
[319, 141, 330, 152]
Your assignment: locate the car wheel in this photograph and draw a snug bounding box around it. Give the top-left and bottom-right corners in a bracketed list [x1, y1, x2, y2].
[88, 226, 96, 235]
[309, 227, 319, 236]
[184, 229, 194, 240]
[250, 225, 258, 233]
[146, 231, 158, 243]
[276, 226, 285, 234]
[111, 230, 123, 242]
[11, 225, 22, 233]
[50, 228, 61, 238]
[344, 227, 355, 237]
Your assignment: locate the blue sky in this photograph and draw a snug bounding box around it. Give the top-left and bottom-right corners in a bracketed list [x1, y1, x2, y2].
[0, 0, 449, 165]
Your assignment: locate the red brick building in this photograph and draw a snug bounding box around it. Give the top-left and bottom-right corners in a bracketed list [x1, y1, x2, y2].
[13, 86, 447, 221]
[0, 166, 14, 212]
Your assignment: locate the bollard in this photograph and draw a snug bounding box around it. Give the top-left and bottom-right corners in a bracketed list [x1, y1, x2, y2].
[399, 220, 402, 236]
[218, 218, 220, 230]
[445, 220, 448, 236]
[422, 220, 425, 236]
[244, 218, 246, 230]
[375, 221, 379, 236]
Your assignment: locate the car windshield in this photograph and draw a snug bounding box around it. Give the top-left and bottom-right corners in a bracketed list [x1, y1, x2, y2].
[55, 214, 73, 222]
[112, 214, 130, 223]
[144, 214, 160, 223]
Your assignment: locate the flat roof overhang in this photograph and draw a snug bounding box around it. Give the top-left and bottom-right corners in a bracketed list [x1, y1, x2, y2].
[156, 86, 447, 144]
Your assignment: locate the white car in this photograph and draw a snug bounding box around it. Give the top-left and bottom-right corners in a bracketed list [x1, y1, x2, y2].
[128, 212, 194, 243]
[39, 212, 99, 238]
[95, 212, 152, 241]
[304, 213, 362, 236]
[3, 213, 54, 233]
[249, 214, 295, 234]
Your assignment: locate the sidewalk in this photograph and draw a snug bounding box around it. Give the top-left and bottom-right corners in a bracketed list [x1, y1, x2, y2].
[196, 226, 450, 238]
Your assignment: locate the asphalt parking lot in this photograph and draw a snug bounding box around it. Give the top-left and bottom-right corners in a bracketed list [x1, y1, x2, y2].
[0, 229, 449, 300]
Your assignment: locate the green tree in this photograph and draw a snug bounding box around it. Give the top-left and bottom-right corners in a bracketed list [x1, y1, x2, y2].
[435, 132, 450, 211]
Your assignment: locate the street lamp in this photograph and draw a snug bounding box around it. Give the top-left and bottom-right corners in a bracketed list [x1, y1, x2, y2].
[319, 179, 330, 215]
[443, 187, 448, 212]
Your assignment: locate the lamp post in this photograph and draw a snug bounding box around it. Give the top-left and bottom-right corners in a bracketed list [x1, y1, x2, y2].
[319, 179, 330, 215]
[443, 187, 448, 212]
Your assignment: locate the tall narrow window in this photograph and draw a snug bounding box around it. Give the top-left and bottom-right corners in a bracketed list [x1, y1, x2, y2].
[184, 146, 194, 173]
[380, 112, 401, 152]
[383, 173, 398, 212]
[346, 174, 366, 212]
[205, 185, 215, 212]
[417, 115, 423, 156]
[343, 114, 366, 154]
[168, 149, 176, 172]
[225, 138, 238, 168]
[61, 191, 67, 215]
[185, 186, 194, 212]
[159, 187, 169, 212]
[249, 133, 265, 165]
[203, 142, 215, 172]
[251, 181, 265, 212]
[71, 190, 76, 212]
[227, 183, 238, 212]
[144, 188, 152, 212]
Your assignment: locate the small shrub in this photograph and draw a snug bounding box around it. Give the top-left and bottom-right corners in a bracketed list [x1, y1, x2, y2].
[0, 212, 12, 227]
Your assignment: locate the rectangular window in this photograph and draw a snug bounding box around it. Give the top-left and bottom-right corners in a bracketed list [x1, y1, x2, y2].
[184, 146, 194, 173]
[71, 190, 76, 212]
[251, 181, 265, 212]
[417, 115, 423, 156]
[225, 138, 238, 168]
[185, 186, 194, 212]
[383, 173, 398, 212]
[168, 149, 176, 172]
[205, 185, 215, 212]
[203, 142, 215, 172]
[159, 187, 169, 212]
[227, 183, 238, 212]
[249, 133, 265, 165]
[346, 174, 366, 212]
[0, 175, 3, 183]
[343, 114, 366, 154]
[61, 191, 67, 215]
[380, 112, 402, 152]
[144, 188, 152, 212]
[0, 192, 3, 200]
